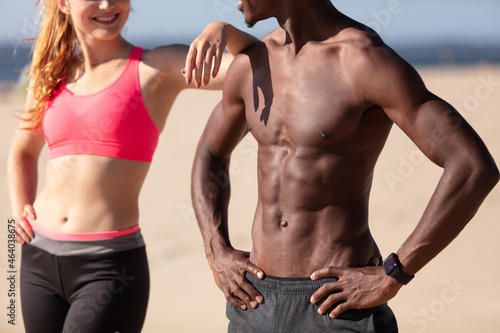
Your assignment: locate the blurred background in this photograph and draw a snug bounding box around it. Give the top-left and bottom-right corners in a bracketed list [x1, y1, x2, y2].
[1, 1, 499, 333]
[1, 0, 500, 82]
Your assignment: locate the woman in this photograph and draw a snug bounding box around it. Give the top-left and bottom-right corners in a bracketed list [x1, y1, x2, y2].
[7, 0, 257, 332]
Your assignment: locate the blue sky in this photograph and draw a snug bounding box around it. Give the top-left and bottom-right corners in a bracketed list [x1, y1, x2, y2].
[1, 0, 499, 48]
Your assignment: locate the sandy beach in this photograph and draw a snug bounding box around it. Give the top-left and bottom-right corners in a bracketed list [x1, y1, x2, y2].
[1, 64, 499, 333]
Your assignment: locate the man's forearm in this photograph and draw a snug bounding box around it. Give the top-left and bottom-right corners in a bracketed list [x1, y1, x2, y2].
[191, 145, 233, 259]
[396, 158, 499, 276]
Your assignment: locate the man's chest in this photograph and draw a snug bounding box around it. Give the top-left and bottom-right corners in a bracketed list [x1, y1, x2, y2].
[241, 61, 365, 148]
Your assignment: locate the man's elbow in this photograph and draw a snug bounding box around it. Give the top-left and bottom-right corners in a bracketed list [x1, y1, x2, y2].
[471, 156, 499, 194]
[485, 162, 500, 190]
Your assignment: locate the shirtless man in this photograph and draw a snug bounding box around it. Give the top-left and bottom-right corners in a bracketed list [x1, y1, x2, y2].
[191, 1, 499, 331]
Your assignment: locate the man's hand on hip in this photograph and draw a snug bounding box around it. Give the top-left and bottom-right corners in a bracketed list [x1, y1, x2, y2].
[209, 248, 265, 310]
[309, 266, 402, 318]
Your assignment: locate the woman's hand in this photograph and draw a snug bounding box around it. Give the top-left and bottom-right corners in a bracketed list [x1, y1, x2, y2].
[183, 22, 229, 88]
[15, 204, 36, 244]
[183, 22, 259, 88]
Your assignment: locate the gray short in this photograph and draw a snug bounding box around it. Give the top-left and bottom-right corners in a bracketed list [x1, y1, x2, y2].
[227, 273, 398, 333]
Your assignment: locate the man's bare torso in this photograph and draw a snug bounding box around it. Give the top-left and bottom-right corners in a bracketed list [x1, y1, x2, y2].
[236, 28, 394, 277]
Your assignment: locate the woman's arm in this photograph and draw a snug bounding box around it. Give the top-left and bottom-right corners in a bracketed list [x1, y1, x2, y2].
[184, 22, 259, 87]
[138, 22, 259, 124]
[7, 86, 45, 243]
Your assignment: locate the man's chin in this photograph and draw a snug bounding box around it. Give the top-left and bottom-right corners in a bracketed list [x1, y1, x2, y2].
[243, 14, 257, 28]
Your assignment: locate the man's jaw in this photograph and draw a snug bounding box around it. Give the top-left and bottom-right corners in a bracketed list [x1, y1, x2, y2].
[238, 1, 257, 28]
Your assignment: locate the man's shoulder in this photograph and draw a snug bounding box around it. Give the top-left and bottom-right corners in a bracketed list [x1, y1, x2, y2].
[235, 28, 284, 58]
[228, 29, 281, 72]
[321, 27, 402, 73]
[324, 27, 387, 56]
[261, 28, 287, 45]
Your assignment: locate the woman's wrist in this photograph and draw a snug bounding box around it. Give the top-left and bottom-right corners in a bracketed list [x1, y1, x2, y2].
[225, 23, 257, 55]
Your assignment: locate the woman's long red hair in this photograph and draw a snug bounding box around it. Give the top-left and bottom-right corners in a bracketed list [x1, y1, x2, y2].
[25, 0, 76, 129]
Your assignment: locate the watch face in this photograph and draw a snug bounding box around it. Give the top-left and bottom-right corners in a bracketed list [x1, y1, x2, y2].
[384, 254, 397, 273]
[383, 253, 414, 285]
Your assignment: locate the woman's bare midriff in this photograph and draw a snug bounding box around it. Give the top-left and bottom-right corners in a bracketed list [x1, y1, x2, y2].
[33, 155, 151, 233]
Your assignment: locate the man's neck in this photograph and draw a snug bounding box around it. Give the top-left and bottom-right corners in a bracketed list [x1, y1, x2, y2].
[276, 1, 344, 54]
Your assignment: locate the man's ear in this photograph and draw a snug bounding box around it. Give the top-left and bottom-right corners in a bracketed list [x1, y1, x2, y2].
[56, 0, 71, 15]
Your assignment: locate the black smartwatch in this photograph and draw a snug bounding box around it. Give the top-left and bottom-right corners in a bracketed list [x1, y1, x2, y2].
[383, 253, 414, 285]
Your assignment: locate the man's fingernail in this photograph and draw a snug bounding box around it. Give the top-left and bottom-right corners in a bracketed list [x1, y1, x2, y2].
[250, 301, 257, 308]
[256, 296, 263, 303]
[240, 305, 247, 310]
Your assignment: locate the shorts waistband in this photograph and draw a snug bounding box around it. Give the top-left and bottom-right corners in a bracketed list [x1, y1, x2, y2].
[26, 215, 140, 241]
[245, 272, 338, 296]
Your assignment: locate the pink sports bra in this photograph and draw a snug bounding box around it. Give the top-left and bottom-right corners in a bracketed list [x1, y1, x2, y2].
[43, 47, 160, 163]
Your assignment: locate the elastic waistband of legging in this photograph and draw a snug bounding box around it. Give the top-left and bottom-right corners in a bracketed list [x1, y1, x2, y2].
[28, 229, 145, 256]
[245, 272, 338, 296]
[26, 215, 140, 241]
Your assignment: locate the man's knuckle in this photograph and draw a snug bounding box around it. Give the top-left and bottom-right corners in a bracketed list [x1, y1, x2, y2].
[326, 293, 340, 303]
[320, 283, 332, 292]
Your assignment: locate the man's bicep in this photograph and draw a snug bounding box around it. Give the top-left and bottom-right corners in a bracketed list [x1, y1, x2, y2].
[202, 96, 248, 161]
[204, 55, 250, 158]
[360, 54, 462, 165]
[362, 53, 486, 166]
[384, 89, 489, 169]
